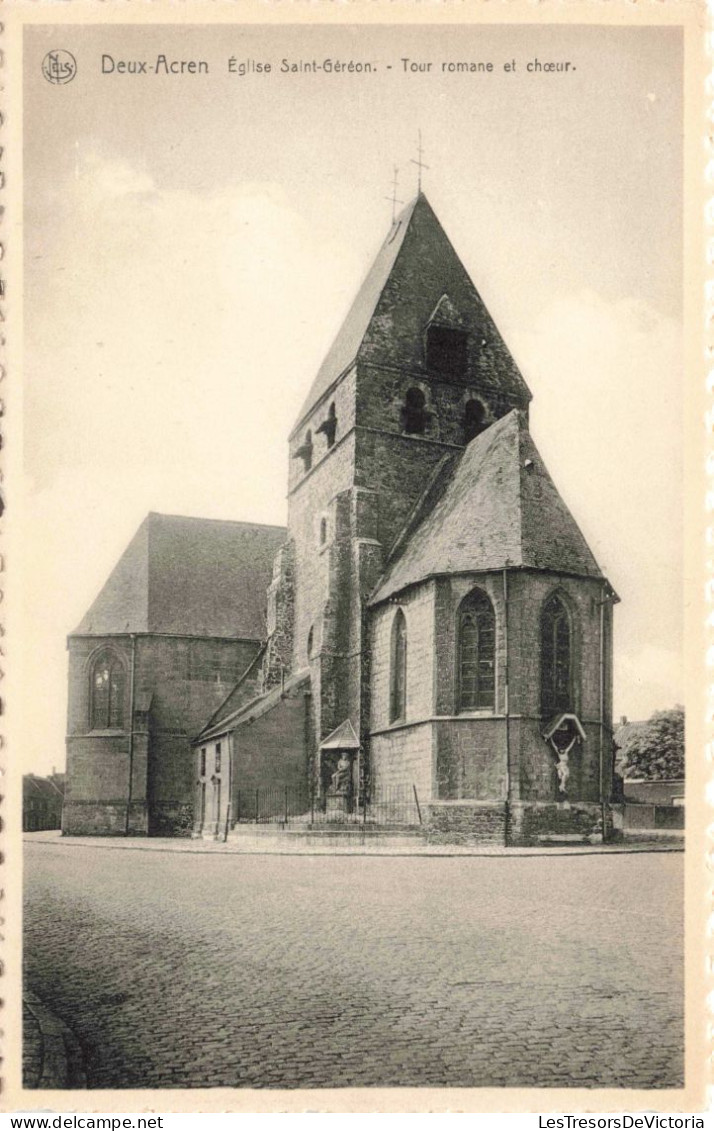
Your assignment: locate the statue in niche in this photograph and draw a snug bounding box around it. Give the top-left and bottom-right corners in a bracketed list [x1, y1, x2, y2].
[331, 752, 352, 795]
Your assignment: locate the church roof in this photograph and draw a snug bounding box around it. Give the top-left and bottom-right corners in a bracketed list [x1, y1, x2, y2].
[291, 192, 530, 436]
[72, 512, 286, 639]
[370, 410, 604, 605]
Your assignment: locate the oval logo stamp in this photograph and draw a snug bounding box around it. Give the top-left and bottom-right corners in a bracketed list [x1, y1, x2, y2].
[41, 50, 77, 85]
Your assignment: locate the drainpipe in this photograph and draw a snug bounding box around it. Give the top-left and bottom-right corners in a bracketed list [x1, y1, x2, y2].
[125, 634, 137, 836]
[502, 569, 511, 830]
[223, 732, 233, 843]
[599, 582, 606, 841]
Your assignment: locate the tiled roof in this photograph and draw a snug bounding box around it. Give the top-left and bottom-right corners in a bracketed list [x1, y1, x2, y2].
[370, 410, 603, 604]
[73, 513, 286, 640]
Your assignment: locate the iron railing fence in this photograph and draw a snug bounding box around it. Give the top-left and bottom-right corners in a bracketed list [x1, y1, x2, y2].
[233, 783, 422, 828]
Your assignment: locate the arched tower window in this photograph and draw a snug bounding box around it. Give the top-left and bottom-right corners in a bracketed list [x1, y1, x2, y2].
[307, 626, 315, 658]
[463, 399, 488, 443]
[401, 388, 427, 436]
[458, 589, 496, 711]
[541, 594, 573, 717]
[90, 650, 126, 730]
[426, 325, 468, 376]
[319, 517, 327, 545]
[390, 608, 408, 723]
[294, 430, 313, 472]
[317, 402, 337, 449]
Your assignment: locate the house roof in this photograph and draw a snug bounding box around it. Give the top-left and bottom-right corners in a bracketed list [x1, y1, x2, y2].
[72, 512, 286, 640]
[613, 720, 648, 750]
[291, 192, 531, 436]
[370, 409, 604, 604]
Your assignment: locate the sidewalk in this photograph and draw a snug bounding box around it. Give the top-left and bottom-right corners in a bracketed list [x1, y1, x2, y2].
[23, 990, 86, 1089]
[24, 829, 684, 857]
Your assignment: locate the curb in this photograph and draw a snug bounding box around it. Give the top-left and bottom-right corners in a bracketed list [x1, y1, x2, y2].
[24, 832, 684, 859]
[24, 991, 86, 1089]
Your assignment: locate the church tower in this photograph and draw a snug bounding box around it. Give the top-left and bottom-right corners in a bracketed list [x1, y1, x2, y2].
[262, 193, 535, 796]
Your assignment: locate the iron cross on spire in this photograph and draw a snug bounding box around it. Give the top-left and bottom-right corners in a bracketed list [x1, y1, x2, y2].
[410, 129, 429, 193]
[385, 165, 404, 223]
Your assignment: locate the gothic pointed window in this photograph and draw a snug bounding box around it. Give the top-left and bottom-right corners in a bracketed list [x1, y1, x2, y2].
[458, 589, 496, 711]
[90, 651, 126, 730]
[541, 594, 572, 717]
[463, 399, 488, 443]
[426, 325, 468, 376]
[402, 388, 427, 435]
[390, 608, 407, 723]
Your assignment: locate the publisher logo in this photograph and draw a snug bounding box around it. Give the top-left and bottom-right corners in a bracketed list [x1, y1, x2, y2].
[42, 50, 77, 85]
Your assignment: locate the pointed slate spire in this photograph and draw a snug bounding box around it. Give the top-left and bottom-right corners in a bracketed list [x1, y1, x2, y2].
[291, 193, 531, 436]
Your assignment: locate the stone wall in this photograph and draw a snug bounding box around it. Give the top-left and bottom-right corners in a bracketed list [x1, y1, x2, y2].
[507, 800, 609, 845]
[64, 633, 261, 836]
[425, 801, 507, 845]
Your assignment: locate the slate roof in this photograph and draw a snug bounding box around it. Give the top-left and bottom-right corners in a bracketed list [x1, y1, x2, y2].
[291, 196, 419, 435]
[291, 192, 531, 436]
[370, 410, 604, 605]
[73, 512, 286, 640]
[320, 719, 360, 750]
[197, 670, 311, 742]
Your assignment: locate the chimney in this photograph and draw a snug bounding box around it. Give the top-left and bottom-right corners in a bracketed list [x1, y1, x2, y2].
[619, 715, 628, 726]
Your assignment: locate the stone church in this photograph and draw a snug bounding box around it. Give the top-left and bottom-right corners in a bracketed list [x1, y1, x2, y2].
[64, 192, 619, 845]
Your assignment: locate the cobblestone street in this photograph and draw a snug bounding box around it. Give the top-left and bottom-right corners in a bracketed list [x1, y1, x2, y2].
[23, 841, 683, 1090]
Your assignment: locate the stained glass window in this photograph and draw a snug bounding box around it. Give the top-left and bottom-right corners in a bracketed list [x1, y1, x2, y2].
[91, 652, 125, 730]
[390, 609, 407, 722]
[541, 594, 572, 717]
[458, 590, 495, 711]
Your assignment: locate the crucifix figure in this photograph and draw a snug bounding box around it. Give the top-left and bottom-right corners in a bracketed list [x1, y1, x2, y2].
[385, 165, 404, 223]
[410, 129, 430, 192]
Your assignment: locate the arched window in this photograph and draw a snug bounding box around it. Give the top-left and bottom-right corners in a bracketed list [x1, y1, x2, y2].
[294, 430, 313, 472]
[307, 626, 315, 658]
[463, 399, 488, 443]
[458, 589, 496, 711]
[426, 325, 468, 376]
[317, 402, 337, 449]
[90, 651, 126, 730]
[390, 609, 407, 723]
[402, 388, 427, 435]
[541, 594, 572, 717]
[319, 517, 327, 545]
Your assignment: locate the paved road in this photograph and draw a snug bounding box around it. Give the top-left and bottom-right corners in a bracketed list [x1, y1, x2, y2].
[24, 843, 683, 1090]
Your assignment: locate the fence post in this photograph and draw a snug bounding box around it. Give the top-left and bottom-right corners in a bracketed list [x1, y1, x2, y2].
[236, 790, 241, 823]
[255, 788, 259, 824]
[412, 783, 423, 825]
[284, 784, 289, 825]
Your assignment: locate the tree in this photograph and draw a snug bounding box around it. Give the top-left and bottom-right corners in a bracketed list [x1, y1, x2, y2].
[620, 706, 685, 781]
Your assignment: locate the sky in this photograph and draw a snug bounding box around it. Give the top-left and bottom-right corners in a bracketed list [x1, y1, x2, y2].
[22, 23, 683, 775]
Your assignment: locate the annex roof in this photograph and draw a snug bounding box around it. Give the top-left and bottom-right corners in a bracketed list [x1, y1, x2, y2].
[72, 512, 286, 640]
[370, 410, 604, 605]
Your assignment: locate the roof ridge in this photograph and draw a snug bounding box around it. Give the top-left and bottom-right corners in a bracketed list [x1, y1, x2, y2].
[148, 511, 287, 532]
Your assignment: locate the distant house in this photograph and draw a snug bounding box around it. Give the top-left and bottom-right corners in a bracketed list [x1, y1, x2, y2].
[23, 773, 65, 832]
[614, 717, 684, 831]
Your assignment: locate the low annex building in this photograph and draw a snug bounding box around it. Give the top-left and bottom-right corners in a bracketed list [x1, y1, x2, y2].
[65, 192, 619, 845]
